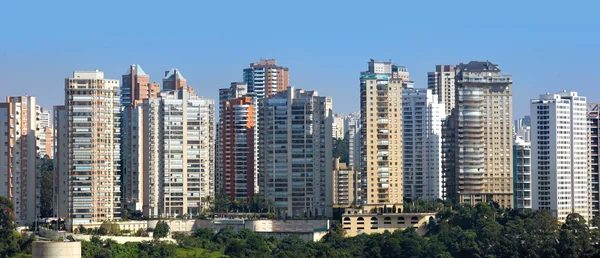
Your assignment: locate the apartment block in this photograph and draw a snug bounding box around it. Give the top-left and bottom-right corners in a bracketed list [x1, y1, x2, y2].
[531, 91, 589, 222]
[36, 106, 53, 158]
[333, 158, 356, 206]
[243, 59, 289, 99]
[427, 65, 456, 116]
[589, 104, 600, 217]
[515, 115, 531, 142]
[333, 115, 345, 139]
[444, 61, 513, 208]
[62, 70, 121, 229]
[216, 82, 250, 197]
[360, 59, 407, 208]
[258, 87, 333, 218]
[220, 95, 258, 201]
[120, 64, 160, 107]
[0, 96, 40, 224]
[513, 137, 531, 209]
[142, 87, 214, 218]
[402, 88, 444, 200]
[53, 105, 68, 218]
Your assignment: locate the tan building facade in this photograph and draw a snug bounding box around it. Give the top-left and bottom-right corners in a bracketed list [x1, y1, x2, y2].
[243, 59, 289, 99]
[333, 158, 356, 206]
[0, 96, 41, 224]
[445, 61, 513, 208]
[341, 208, 435, 237]
[360, 59, 407, 208]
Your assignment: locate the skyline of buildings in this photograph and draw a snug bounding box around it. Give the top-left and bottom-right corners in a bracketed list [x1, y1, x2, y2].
[4, 58, 600, 229]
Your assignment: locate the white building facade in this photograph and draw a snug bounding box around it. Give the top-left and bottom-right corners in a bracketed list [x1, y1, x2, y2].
[531, 91, 589, 222]
[402, 89, 444, 200]
[142, 88, 214, 218]
[513, 137, 532, 209]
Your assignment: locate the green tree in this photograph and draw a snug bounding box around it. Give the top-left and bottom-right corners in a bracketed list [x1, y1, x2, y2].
[332, 138, 349, 163]
[154, 221, 170, 239]
[39, 157, 54, 218]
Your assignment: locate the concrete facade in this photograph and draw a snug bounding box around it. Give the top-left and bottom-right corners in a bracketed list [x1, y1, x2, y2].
[341, 208, 435, 237]
[258, 87, 333, 218]
[444, 61, 514, 208]
[360, 59, 407, 207]
[0, 96, 40, 224]
[427, 65, 456, 116]
[243, 59, 289, 99]
[531, 91, 589, 222]
[513, 137, 532, 209]
[62, 70, 122, 230]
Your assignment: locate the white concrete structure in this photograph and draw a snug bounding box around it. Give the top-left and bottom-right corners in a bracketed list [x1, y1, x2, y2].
[513, 137, 532, 209]
[142, 87, 214, 218]
[0, 96, 41, 224]
[61, 71, 121, 230]
[332, 114, 345, 139]
[531, 91, 589, 222]
[427, 65, 455, 116]
[258, 87, 333, 218]
[36, 106, 53, 158]
[402, 88, 444, 200]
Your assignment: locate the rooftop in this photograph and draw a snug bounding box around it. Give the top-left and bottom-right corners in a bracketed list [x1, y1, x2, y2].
[164, 69, 185, 80]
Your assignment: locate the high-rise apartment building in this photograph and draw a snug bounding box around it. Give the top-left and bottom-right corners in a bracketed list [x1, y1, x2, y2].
[60, 71, 121, 229]
[444, 61, 513, 207]
[243, 59, 289, 99]
[121, 105, 145, 211]
[120, 64, 160, 107]
[531, 91, 589, 222]
[402, 88, 444, 200]
[258, 87, 333, 218]
[37, 106, 53, 158]
[0, 96, 40, 224]
[588, 104, 600, 217]
[427, 65, 456, 115]
[53, 105, 68, 218]
[142, 87, 214, 218]
[360, 59, 407, 208]
[220, 96, 257, 201]
[333, 114, 345, 139]
[513, 137, 531, 209]
[163, 69, 188, 92]
[216, 82, 249, 196]
[121, 65, 161, 212]
[333, 158, 356, 206]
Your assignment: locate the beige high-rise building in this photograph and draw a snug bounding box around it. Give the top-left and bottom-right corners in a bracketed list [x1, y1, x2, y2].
[428, 65, 456, 115]
[333, 158, 357, 206]
[60, 70, 121, 230]
[0, 96, 41, 224]
[444, 61, 513, 208]
[360, 59, 408, 209]
[243, 59, 289, 99]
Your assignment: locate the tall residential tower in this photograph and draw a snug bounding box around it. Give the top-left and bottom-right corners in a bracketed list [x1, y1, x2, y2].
[444, 61, 514, 207]
[427, 65, 456, 115]
[258, 87, 333, 218]
[531, 91, 589, 222]
[243, 59, 289, 99]
[61, 71, 121, 229]
[360, 59, 408, 208]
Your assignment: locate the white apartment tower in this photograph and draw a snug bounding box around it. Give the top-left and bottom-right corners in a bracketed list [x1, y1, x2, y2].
[402, 88, 444, 200]
[360, 59, 407, 209]
[531, 91, 589, 222]
[258, 87, 333, 218]
[142, 87, 214, 218]
[0, 96, 41, 224]
[61, 71, 121, 229]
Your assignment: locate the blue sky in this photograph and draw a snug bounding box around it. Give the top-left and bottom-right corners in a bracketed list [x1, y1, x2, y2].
[1, 0, 599, 119]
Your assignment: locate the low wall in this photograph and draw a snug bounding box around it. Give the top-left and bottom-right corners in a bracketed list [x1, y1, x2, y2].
[72, 234, 175, 244]
[32, 241, 81, 258]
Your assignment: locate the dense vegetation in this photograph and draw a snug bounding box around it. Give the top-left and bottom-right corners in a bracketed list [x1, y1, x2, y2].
[39, 157, 54, 218]
[4, 194, 600, 257]
[332, 138, 349, 164]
